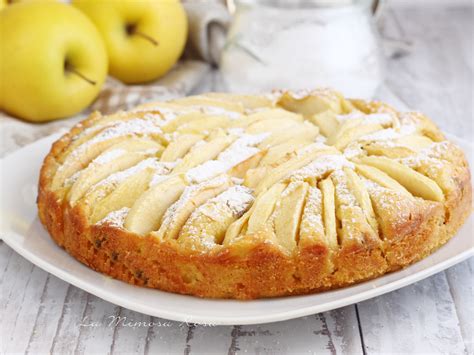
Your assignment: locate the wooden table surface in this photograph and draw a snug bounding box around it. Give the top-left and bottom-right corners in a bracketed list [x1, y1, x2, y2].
[1, 2, 473, 354]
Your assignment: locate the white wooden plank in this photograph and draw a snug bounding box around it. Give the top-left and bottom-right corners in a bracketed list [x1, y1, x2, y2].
[357, 272, 466, 354]
[73, 295, 120, 354]
[50, 285, 89, 355]
[382, 5, 472, 140]
[108, 308, 150, 355]
[184, 324, 233, 354]
[445, 258, 474, 354]
[0, 243, 14, 354]
[0, 242, 14, 283]
[227, 306, 363, 354]
[388, 0, 473, 8]
[1, 252, 48, 354]
[24, 275, 70, 354]
[144, 317, 188, 354]
[325, 307, 365, 354]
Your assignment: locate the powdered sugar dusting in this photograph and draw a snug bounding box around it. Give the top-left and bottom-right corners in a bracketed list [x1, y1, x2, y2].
[96, 158, 175, 190]
[149, 173, 171, 187]
[196, 106, 242, 120]
[180, 185, 254, 250]
[158, 175, 231, 235]
[315, 135, 327, 144]
[96, 207, 130, 228]
[185, 161, 228, 184]
[195, 185, 254, 224]
[64, 170, 81, 186]
[71, 122, 105, 142]
[291, 154, 354, 181]
[332, 169, 358, 206]
[362, 176, 409, 212]
[67, 118, 163, 162]
[398, 142, 446, 170]
[92, 149, 126, 165]
[296, 142, 328, 157]
[300, 186, 324, 233]
[336, 112, 394, 126]
[86, 118, 162, 146]
[213, 185, 254, 217]
[185, 133, 268, 183]
[279, 88, 338, 101]
[131, 105, 195, 122]
[227, 127, 245, 136]
[343, 143, 365, 160]
[358, 124, 416, 142]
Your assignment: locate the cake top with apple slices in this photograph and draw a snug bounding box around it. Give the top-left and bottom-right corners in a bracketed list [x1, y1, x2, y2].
[45, 88, 468, 255]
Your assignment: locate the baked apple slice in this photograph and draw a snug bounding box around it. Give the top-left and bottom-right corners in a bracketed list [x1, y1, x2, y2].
[51, 118, 164, 190]
[363, 134, 434, 158]
[234, 108, 303, 129]
[177, 116, 232, 134]
[246, 117, 299, 135]
[319, 177, 338, 249]
[87, 159, 174, 224]
[56, 111, 158, 163]
[310, 110, 340, 137]
[184, 133, 266, 183]
[344, 167, 378, 232]
[178, 185, 254, 248]
[277, 89, 344, 116]
[204, 92, 273, 109]
[89, 164, 156, 223]
[395, 134, 433, 151]
[173, 135, 236, 173]
[272, 181, 309, 252]
[160, 134, 203, 162]
[170, 95, 245, 113]
[254, 143, 338, 194]
[331, 170, 380, 247]
[327, 118, 383, 150]
[299, 186, 331, 249]
[258, 122, 319, 148]
[399, 111, 445, 142]
[124, 175, 187, 235]
[360, 156, 444, 202]
[356, 164, 411, 196]
[259, 138, 309, 166]
[154, 175, 233, 239]
[67, 139, 162, 204]
[247, 182, 287, 234]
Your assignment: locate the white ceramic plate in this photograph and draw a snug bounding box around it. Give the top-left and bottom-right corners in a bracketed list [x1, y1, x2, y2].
[1, 132, 473, 325]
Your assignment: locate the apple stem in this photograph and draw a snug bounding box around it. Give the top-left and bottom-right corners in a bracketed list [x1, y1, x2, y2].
[134, 31, 159, 46]
[65, 63, 96, 86]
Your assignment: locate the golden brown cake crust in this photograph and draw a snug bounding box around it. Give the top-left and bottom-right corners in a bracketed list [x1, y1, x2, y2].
[37, 90, 472, 299]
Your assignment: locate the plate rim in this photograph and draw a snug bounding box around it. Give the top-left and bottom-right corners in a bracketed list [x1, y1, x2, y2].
[1, 131, 473, 325]
[3, 231, 473, 325]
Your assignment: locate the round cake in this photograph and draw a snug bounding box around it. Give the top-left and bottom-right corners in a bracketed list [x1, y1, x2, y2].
[38, 89, 472, 299]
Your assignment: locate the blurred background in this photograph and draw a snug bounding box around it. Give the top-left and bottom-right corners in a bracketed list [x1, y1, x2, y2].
[1, 0, 472, 153]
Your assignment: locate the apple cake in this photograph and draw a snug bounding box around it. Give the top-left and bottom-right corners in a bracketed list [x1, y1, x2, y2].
[38, 89, 472, 299]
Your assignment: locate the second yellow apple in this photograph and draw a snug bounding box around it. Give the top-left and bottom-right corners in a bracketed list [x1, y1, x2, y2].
[73, 0, 188, 84]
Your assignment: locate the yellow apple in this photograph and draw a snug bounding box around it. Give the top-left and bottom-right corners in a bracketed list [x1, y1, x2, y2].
[73, 0, 187, 84]
[0, 2, 107, 122]
[1, 0, 57, 11]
